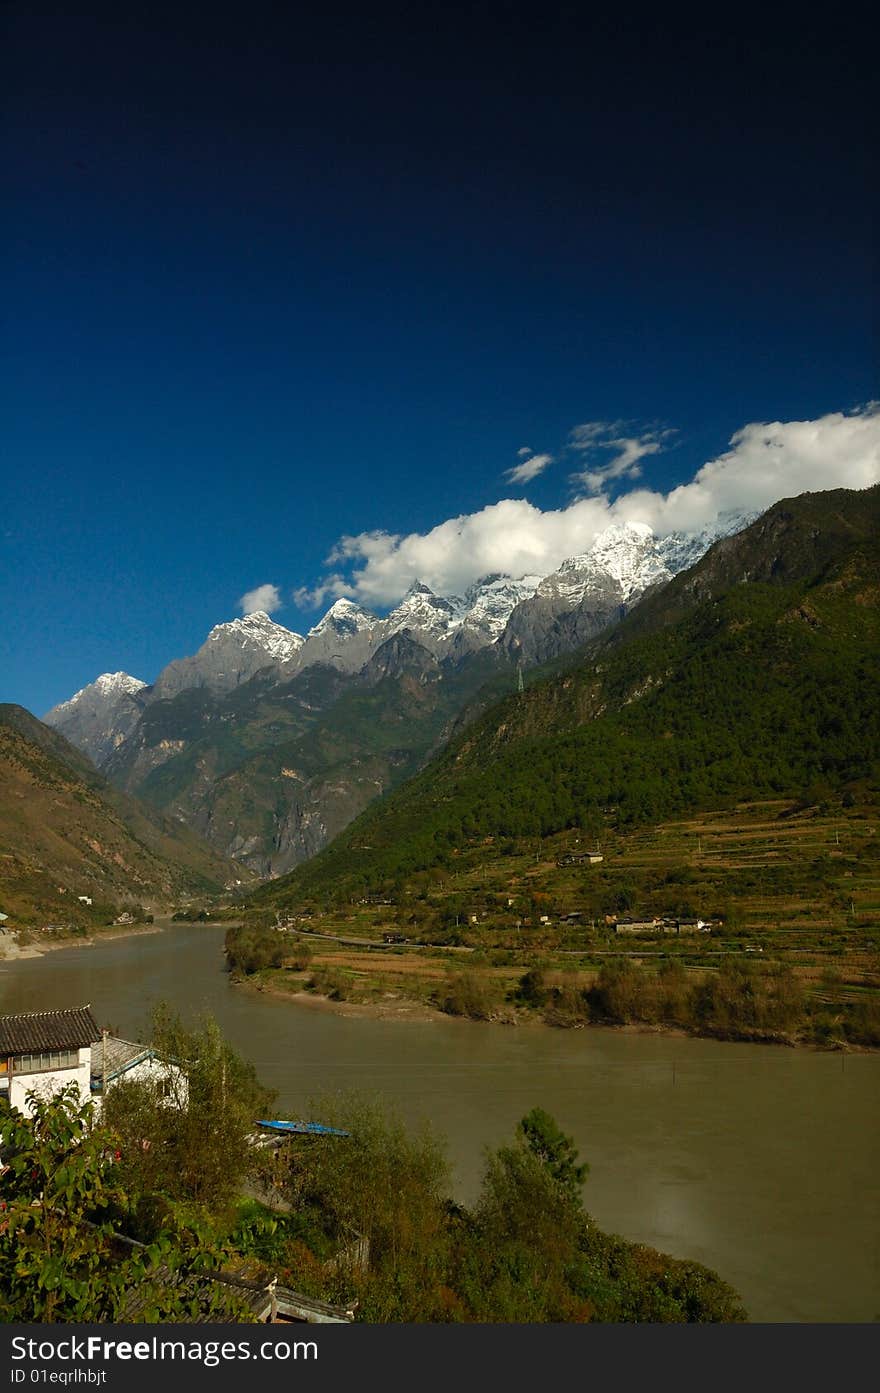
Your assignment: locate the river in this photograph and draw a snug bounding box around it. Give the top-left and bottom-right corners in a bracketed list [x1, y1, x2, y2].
[1, 923, 877, 1323]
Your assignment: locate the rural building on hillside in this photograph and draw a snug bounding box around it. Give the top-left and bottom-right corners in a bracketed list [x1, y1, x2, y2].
[90, 1033, 187, 1110]
[0, 1006, 186, 1115]
[614, 918, 663, 935]
[613, 917, 713, 936]
[0, 1006, 100, 1112]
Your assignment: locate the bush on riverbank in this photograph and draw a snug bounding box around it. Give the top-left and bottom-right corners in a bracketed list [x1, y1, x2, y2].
[574, 956, 877, 1046]
[225, 923, 285, 976]
[440, 970, 507, 1021]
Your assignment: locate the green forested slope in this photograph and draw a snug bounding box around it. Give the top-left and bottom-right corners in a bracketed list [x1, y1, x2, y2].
[252, 486, 879, 906]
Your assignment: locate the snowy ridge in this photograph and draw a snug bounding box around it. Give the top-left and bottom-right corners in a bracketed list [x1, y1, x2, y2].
[48, 509, 758, 728]
[307, 597, 378, 639]
[456, 573, 544, 638]
[206, 611, 305, 662]
[537, 521, 672, 608]
[48, 672, 147, 716]
[655, 508, 758, 574]
[383, 582, 465, 641]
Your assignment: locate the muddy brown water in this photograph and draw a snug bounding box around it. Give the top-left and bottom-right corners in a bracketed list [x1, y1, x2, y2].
[1, 923, 877, 1322]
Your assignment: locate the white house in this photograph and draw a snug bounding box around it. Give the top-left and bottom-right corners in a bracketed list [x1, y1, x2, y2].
[0, 1006, 100, 1113]
[0, 1006, 186, 1116]
[90, 1033, 188, 1112]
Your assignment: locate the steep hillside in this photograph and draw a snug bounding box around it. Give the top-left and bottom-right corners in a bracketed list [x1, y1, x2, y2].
[252, 485, 879, 906]
[104, 641, 507, 877]
[0, 706, 248, 925]
[45, 512, 764, 877]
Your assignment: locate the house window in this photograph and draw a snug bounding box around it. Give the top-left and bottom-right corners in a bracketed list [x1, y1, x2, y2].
[13, 1050, 79, 1073]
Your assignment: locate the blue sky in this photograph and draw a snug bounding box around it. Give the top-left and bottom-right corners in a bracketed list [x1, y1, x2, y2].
[1, 6, 876, 714]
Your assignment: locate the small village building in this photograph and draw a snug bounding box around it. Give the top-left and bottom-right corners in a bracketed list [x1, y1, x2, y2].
[0, 1007, 186, 1116]
[90, 1034, 188, 1112]
[614, 918, 663, 935]
[0, 1006, 100, 1113]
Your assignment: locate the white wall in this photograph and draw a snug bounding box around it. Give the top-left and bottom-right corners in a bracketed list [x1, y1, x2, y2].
[8, 1047, 92, 1115]
[92, 1055, 188, 1116]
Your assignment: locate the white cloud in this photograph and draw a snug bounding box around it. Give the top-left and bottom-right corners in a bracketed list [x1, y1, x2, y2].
[569, 421, 675, 495]
[612, 403, 880, 536]
[505, 452, 554, 484]
[239, 583, 283, 616]
[296, 405, 880, 609]
[517, 446, 533, 457]
[291, 575, 350, 608]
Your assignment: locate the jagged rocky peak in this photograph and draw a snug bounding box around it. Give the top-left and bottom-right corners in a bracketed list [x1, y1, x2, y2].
[384, 580, 465, 636]
[307, 597, 378, 638]
[458, 573, 543, 637]
[206, 610, 305, 661]
[149, 611, 306, 702]
[43, 672, 149, 770]
[50, 671, 147, 712]
[538, 521, 671, 607]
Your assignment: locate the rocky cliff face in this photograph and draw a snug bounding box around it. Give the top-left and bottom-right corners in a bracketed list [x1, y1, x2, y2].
[150, 611, 304, 700]
[500, 522, 672, 664]
[44, 672, 148, 768]
[292, 598, 380, 674]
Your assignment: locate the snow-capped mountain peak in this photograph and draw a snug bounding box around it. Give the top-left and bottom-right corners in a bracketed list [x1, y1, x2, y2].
[307, 597, 378, 639]
[48, 671, 147, 716]
[457, 573, 543, 638]
[206, 611, 304, 662]
[384, 582, 465, 638]
[43, 672, 149, 768]
[538, 520, 671, 608]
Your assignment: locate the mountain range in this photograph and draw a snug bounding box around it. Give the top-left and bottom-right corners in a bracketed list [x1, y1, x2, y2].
[42, 508, 755, 876]
[251, 483, 880, 909]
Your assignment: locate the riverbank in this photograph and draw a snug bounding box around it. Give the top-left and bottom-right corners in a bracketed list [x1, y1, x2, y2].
[242, 976, 448, 1023]
[230, 949, 879, 1051]
[0, 913, 233, 958]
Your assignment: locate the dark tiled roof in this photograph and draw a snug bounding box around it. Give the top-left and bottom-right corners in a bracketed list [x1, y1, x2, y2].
[0, 1006, 100, 1055]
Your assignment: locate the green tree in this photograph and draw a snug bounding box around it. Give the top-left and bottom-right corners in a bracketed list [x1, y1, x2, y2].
[283, 1092, 450, 1321]
[0, 1087, 246, 1322]
[104, 1005, 275, 1214]
[517, 1107, 589, 1198]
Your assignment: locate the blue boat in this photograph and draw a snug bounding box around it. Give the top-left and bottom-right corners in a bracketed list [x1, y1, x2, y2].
[256, 1118, 350, 1137]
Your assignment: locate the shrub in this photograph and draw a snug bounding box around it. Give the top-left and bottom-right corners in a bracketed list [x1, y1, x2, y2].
[440, 971, 503, 1021]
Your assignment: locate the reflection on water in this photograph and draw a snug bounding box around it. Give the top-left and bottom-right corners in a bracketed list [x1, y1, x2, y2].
[1, 923, 878, 1322]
